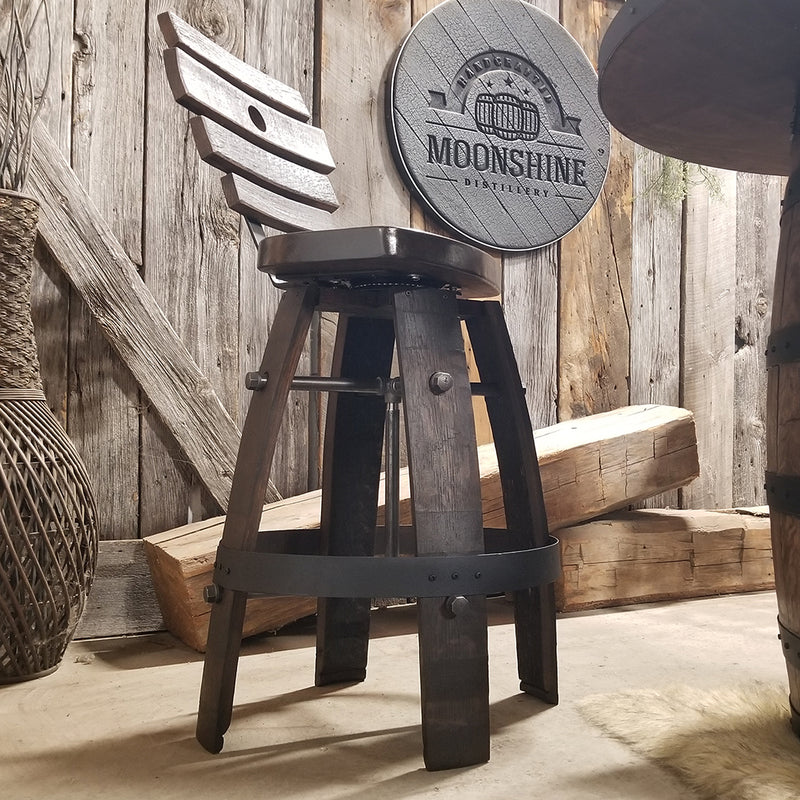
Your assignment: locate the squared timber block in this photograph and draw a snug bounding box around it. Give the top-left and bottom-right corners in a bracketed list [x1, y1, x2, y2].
[144, 404, 699, 651]
[556, 507, 773, 611]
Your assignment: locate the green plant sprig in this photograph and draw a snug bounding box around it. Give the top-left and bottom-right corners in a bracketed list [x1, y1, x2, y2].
[644, 156, 722, 204]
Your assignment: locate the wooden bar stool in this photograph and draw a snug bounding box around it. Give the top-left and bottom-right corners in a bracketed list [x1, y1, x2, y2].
[159, 11, 560, 771]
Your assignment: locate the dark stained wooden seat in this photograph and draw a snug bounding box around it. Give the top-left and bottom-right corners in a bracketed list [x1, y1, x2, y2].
[160, 10, 559, 771]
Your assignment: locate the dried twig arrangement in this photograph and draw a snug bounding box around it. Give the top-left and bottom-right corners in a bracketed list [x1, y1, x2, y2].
[0, 0, 50, 191]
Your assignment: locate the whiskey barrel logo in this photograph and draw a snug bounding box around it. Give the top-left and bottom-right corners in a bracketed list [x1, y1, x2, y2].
[387, 0, 610, 252]
[474, 93, 540, 141]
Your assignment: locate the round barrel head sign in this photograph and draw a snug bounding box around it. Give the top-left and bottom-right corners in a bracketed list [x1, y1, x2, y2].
[387, 0, 610, 252]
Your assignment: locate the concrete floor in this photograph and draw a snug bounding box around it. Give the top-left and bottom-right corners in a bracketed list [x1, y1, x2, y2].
[1, 591, 788, 799]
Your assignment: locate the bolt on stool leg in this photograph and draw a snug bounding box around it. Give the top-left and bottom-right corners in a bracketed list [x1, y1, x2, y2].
[395, 288, 490, 770]
[196, 288, 318, 753]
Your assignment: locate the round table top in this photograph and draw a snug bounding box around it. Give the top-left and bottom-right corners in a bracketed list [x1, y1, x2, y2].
[598, 0, 800, 176]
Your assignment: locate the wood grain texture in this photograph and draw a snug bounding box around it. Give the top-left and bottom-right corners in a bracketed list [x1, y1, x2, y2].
[222, 174, 337, 232]
[145, 491, 323, 650]
[69, 0, 143, 540]
[164, 46, 335, 173]
[413, 0, 559, 437]
[239, 0, 317, 499]
[145, 404, 699, 650]
[75, 540, 165, 638]
[28, 121, 251, 514]
[733, 173, 781, 506]
[315, 0, 412, 483]
[596, 0, 800, 177]
[630, 148, 682, 407]
[379, 290, 490, 769]
[13, 1, 784, 560]
[143, 0, 245, 533]
[464, 298, 556, 701]
[500, 0, 560, 432]
[28, 0, 72, 429]
[680, 166, 737, 509]
[191, 116, 338, 210]
[158, 9, 310, 120]
[535, 404, 698, 529]
[412, 0, 495, 447]
[629, 146, 682, 507]
[315, 314, 394, 685]
[559, 0, 632, 420]
[407, 0, 447, 258]
[318, 0, 410, 228]
[195, 286, 318, 751]
[557, 507, 772, 612]
[767, 153, 800, 723]
[503, 244, 558, 429]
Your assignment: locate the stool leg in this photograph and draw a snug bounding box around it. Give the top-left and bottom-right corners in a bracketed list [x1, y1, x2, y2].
[196, 287, 318, 753]
[464, 299, 558, 703]
[315, 314, 395, 685]
[394, 288, 489, 770]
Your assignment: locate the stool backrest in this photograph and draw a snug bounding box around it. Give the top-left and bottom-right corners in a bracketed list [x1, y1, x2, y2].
[159, 11, 339, 236]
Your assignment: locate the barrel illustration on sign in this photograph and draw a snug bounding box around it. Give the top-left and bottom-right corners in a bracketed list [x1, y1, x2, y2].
[475, 92, 540, 141]
[387, 0, 609, 251]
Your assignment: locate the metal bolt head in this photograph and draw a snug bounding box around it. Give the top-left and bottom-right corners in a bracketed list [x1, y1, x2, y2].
[245, 371, 268, 391]
[429, 371, 454, 394]
[444, 595, 469, 617]
[203, 584, 222, 604]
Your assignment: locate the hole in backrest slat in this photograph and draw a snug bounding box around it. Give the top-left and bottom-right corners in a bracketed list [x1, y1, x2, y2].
[248, 106, 267, 132]
[158, 10, 310, 122]
[164, 47, 336, 175]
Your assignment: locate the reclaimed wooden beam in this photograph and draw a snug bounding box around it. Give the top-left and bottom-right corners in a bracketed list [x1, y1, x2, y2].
[27, 121, 281, 510]
[75, 540, 164, 639]
[144, 404, 699, 651]
[556, 507, 772, 612]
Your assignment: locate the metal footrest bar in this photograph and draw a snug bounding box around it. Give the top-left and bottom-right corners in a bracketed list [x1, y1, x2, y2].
[253, 525, 541, 557]
[211, 534, 560, 599]
[245, 373, 501, 397]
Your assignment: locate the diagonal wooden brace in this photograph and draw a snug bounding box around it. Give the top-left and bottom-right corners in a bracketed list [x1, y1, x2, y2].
[27, 120, 279, 510]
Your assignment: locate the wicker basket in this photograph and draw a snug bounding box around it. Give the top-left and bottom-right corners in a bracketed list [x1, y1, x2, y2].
[0, 190, 98, 682]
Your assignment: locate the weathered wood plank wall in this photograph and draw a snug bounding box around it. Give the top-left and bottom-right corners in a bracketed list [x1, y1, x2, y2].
[20, 0, 780, 541]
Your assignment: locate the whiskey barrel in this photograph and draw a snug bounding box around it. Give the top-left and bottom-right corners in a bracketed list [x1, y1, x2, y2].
[766, 164, 800, 734]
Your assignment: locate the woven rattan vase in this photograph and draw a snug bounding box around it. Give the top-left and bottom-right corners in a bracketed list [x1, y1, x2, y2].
[0, 189, 98, 682]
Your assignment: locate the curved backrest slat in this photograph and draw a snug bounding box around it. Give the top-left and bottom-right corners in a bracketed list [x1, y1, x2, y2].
[164, 47, 335, 174]
[191, 117, 339, 212]
[159, 11, 338, 235]
[158, 11, 310, 122]
[221, 174, 338, 233]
